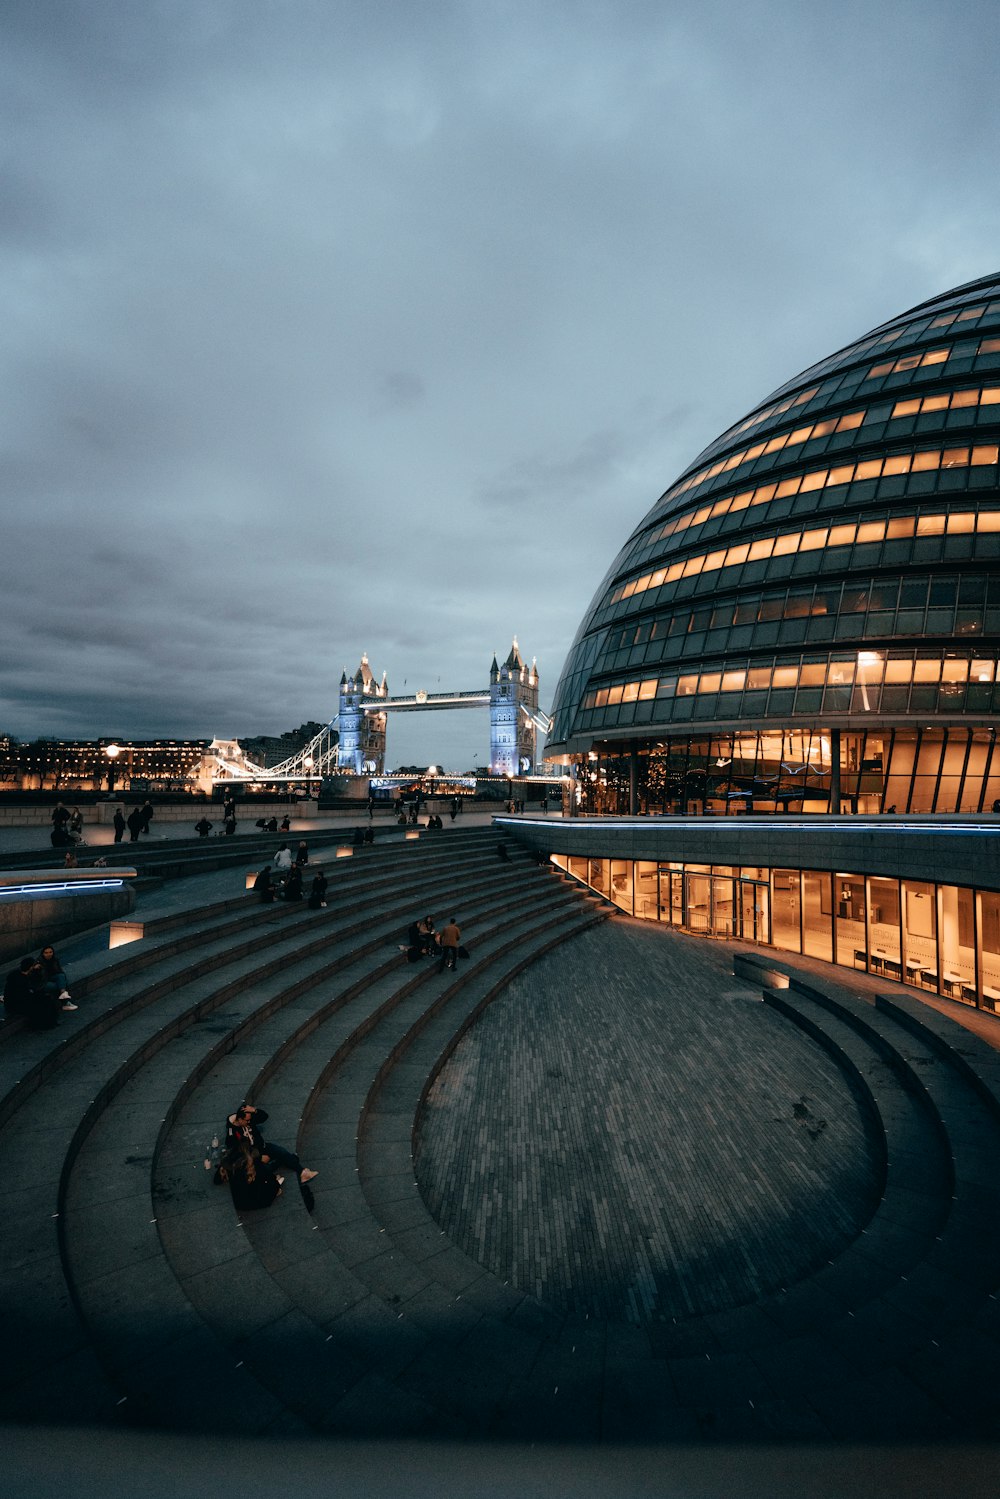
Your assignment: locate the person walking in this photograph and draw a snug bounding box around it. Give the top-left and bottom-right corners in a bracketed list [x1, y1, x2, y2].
[439, 915, 461, 972]
[113, 807, 126, 843]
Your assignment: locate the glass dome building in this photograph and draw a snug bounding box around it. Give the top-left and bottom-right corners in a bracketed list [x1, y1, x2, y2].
[547, 273, 1000, 815]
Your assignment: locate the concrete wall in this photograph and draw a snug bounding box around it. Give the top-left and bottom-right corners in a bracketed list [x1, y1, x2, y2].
[0, 800, 322, 829]
[496, 814, 1000, 894]
[0, 884, 136, 962]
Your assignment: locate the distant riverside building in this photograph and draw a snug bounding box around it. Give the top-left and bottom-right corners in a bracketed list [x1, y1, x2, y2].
[547, 272, 1000, 815]
[4, 738, 215, 793]
[238, 721, 330, 770]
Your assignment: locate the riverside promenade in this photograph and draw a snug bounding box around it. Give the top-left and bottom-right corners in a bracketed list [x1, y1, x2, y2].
[4, 809, 1000, 1497]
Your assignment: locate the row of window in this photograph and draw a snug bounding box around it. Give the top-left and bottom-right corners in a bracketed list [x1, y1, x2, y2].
[583, 651, 1000, 711]
[606, 574, 999, 646]
[554, 855, 1000, 1013]
[758, 294, 1000, 407]
[599, 577, 1000, 673]
[655, 383, 1000, 518]
[869, 338, 1000, 378]
[574, 726, 1000, 816]
[610, 505, 1000, 607]
[638, 444, 1000, 567]
[576, 678, 1000, 734]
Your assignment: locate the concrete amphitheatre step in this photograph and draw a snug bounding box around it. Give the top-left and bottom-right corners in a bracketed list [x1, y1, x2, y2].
[751, 973, 1000, 1436]
[9, 828, 1000, 1442]
[0, 833, 500, 1379]
[140, 887, 601, 1434]
[0, 826, 514, 1098]
[0, 829, 592, 1429]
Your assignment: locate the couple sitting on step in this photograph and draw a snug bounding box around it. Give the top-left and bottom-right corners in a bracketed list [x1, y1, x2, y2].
[217, 1102, 318, 1211]
[402, 914, 463, 971]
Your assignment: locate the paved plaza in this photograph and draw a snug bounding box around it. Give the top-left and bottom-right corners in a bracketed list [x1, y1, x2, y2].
[418, 919, 879, 1324]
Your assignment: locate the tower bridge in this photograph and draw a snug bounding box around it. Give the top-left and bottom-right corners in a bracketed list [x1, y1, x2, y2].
[337, 640, 548, 777]
[213, 640, 550, 783]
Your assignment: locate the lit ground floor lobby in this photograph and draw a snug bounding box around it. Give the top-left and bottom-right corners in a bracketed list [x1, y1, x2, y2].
[500, 813, 1000, 1017]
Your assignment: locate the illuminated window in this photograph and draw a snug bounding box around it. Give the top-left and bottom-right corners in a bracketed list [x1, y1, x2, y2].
[979, 337, 1000, 354]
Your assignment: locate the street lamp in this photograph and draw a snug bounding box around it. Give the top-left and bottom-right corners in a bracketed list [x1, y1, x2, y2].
[104, 743, 120, 794]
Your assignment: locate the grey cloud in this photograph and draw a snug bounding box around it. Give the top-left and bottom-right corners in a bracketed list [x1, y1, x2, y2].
[4, 1, 1000, 759]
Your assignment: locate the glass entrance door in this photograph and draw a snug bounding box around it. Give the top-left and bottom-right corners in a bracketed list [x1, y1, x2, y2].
[740, 881, 769, 945]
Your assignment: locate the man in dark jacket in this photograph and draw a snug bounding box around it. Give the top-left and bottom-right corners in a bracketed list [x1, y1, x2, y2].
[4, 957, 60, 1029]
[224, 1104, 318, 1183]
[126, 806, 143, 842]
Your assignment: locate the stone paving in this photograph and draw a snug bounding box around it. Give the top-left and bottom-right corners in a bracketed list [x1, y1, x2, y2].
[416, 918, 881, 1325]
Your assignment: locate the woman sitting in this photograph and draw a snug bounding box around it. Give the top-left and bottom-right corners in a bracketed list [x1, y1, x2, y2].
[38, 944, 76, 1010]
[219, 1140, 281, 1211]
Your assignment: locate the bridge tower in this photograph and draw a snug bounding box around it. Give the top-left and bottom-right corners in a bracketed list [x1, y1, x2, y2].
[490, 639, 539, 776]
[337, 654, 387, 774]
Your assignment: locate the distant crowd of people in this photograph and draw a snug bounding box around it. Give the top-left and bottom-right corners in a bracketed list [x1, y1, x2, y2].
[252, 842, 329, 907]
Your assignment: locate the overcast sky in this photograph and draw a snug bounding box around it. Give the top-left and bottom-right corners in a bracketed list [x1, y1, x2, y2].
[3, 0, 999, 770]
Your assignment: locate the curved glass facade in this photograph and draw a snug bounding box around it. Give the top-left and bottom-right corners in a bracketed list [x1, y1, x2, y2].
[549, 274, 1000, 813]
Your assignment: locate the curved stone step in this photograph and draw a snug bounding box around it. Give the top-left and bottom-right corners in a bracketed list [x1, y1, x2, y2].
[0, 847, 537, 1423]
[58, 872, 579, 1429]
[145, 895, 603, 1433]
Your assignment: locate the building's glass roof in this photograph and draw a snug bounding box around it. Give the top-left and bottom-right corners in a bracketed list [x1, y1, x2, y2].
[549, 274, 1000, 752]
